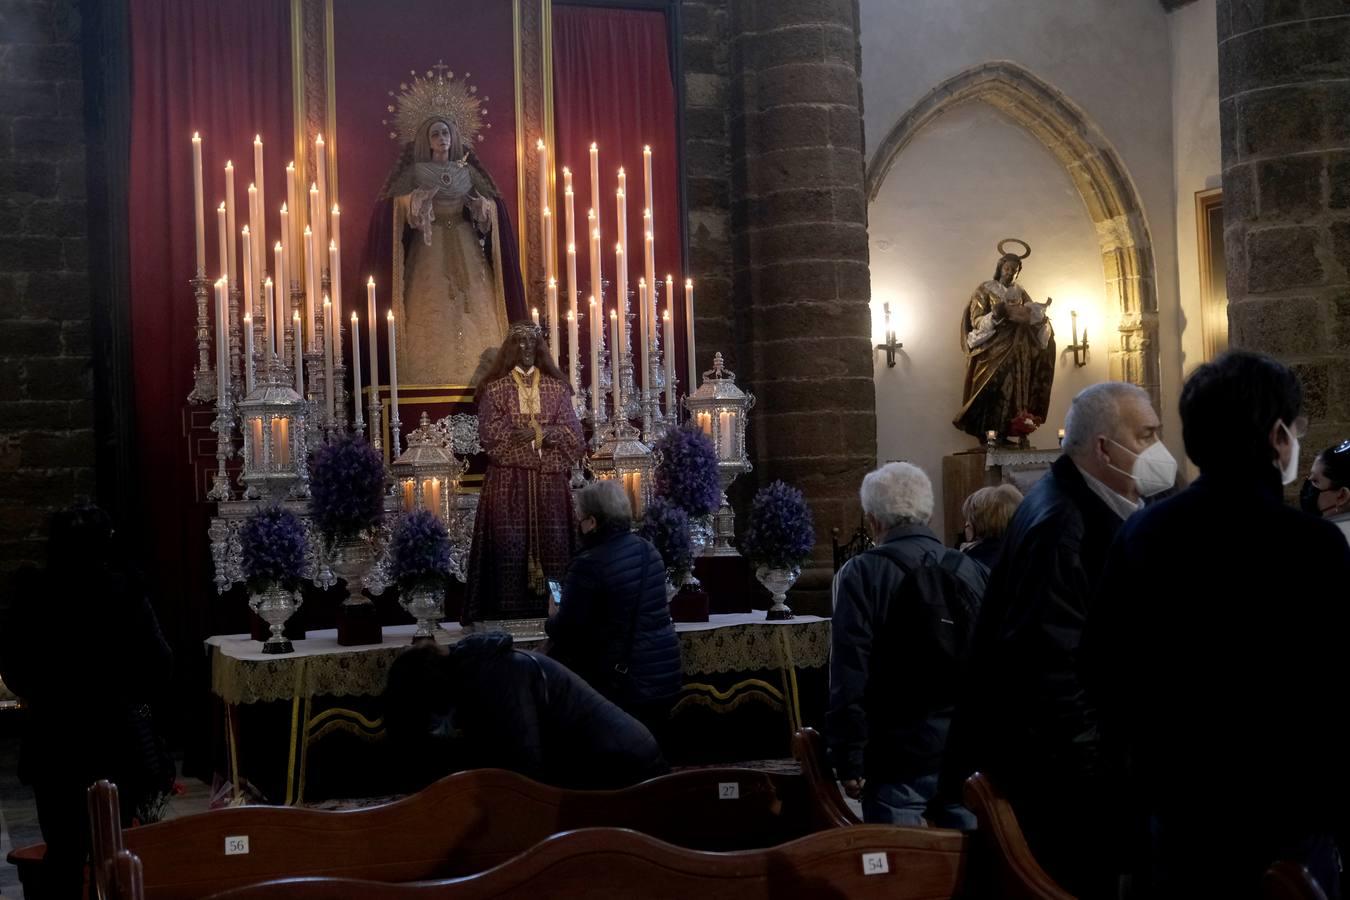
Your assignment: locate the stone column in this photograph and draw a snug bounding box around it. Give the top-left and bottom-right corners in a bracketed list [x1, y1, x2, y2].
[726, 0, 876, 606]
[1218, 2, 1350, 452]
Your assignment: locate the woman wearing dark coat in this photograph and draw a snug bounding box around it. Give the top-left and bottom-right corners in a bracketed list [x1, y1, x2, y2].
[0, 505, 174, 900]
[546, 480, 682, 738]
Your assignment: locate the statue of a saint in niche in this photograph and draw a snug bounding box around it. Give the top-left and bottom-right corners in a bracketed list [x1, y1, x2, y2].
[373, 66, 525, 387]
[953, 239, 1056, 444]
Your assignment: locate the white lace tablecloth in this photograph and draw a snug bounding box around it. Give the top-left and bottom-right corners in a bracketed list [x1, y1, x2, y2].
[206, 614, 829, 705]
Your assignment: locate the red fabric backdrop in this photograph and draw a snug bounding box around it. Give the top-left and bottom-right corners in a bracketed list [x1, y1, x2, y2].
[332, 0, 519, 389]
[551, 6, 687, 398]
[128, 0, 294, 643]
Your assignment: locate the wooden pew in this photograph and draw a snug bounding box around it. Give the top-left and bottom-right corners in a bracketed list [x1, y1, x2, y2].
[1264, 861, 1330, 900]
[789, 727, 861, 827]
[84, 765, 823, 899]
[962, 771, 1072, 900]
[193, 825, 969, 900]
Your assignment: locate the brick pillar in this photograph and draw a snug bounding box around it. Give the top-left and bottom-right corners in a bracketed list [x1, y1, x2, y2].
[1218, 2, 1350, 453]
[0, 0, 94, 574]
[726, 0, 876, 608]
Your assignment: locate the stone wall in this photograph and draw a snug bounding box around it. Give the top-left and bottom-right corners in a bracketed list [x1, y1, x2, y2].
[1217, 1, 1350, 455]
[0, 0, 93, 575]
[684, 0, 876, 609]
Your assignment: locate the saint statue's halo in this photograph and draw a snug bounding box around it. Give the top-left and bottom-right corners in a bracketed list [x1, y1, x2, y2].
[997, 238, 1031, 260]
[382, 60, 490, 144]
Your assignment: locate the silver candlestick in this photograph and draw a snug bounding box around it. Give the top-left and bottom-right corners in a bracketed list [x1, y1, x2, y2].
[207, 397, 234, 501]
[189, 273, 216, 403]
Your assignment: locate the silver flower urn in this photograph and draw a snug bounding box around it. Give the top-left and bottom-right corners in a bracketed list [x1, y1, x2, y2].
[330, 536, 375, 606]
[755, 564, 799, 621]
[400, 584, 445, 641]
[249, 585, 303, 654]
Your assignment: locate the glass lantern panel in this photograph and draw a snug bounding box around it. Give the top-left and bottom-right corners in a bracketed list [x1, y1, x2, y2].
[271, 416, 291, 466]
[696, 411, 712, 437]
[422, 478, 443, 519]
[401, 479, 416, 512]
[249, 419, 265, 465]
[621, 471, 643, 519]
[717, 409, 736, 461]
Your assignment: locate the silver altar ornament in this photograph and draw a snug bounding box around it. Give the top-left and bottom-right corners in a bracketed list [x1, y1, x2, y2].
[683, 352, 755, 556]
[392, 412, 465, 523]
[237, 363, 310, 501]
[249, 584, 303, 654]
[589, 422, 655, 520]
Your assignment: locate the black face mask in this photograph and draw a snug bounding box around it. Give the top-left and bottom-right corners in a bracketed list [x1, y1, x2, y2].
[1300, 480, 1328, 516]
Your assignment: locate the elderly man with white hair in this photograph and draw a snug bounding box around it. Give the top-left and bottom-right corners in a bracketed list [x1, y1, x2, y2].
[944, 381, 1172, 900]
[825, 461, 989, 828]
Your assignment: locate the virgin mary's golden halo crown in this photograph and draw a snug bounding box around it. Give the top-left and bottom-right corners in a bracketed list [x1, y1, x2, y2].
[383, 60, 489, 145]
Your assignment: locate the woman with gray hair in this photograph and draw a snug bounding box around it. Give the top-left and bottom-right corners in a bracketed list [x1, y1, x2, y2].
[545, 481, 682, 740]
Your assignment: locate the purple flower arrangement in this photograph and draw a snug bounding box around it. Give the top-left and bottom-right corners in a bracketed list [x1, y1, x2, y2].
[390, 509, 452, 591]
[741, 480, 816, 569]
[639, 496, 694, 579]
[238, 506, 307, 594]
[652, 425, 721, 517]
[308, 434, 386, 539]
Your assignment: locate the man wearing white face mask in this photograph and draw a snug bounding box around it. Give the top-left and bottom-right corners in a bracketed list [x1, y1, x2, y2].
[1083, 351, 1350, 899]
[943, 381, 1163, 900]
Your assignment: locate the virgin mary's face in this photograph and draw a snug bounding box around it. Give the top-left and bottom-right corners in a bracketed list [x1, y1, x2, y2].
[427, 121, 455, 155]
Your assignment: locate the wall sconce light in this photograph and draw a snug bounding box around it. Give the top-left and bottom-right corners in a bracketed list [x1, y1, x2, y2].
[1067, 309, 1090, 367]
[876, 302, 903, 368]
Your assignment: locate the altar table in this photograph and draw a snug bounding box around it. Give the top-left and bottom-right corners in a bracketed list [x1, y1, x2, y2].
[207, 614, 829, 804]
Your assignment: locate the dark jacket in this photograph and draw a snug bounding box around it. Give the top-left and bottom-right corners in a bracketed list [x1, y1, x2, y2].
[547, 523, 681, 710]
[1082, 467, 1350, 896]
[0, 565, 173, 790]
[948, 455, 1126, 795]
[826, 523, 989, 784]
[962, 536, 1003, 569]
[395, 633, 667, 791]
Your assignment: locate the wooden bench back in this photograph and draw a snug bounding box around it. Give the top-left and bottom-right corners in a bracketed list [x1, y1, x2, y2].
[1264, 861, 1330, 900]
[91, 766, 820, 899]
[789, 726, 861, 827]
[962, 771, 1072, 900]
[200, 825, 968, 900]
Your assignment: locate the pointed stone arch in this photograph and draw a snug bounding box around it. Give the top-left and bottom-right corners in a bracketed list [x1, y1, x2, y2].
[866, 61, 1160, 407]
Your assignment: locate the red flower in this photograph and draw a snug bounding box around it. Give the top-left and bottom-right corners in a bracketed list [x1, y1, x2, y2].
[1009, 410, 1044, 437]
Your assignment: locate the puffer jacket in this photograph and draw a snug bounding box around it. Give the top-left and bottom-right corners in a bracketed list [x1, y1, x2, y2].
[546, 522, 682, 710]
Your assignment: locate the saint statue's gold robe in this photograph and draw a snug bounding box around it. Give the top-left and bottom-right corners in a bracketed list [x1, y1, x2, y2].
[954, 279, 1056, 441]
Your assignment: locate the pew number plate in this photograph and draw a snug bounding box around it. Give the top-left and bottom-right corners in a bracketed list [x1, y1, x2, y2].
[718, 782, 740, 800]
[862, 852, 889, 875]
[224, 836, 250, 856]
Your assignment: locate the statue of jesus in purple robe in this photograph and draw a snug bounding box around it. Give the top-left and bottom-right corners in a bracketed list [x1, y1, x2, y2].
[463, 323, 585, 623]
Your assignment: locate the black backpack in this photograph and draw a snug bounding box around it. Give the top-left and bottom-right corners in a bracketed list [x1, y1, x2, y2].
[869, 544, 986, 687]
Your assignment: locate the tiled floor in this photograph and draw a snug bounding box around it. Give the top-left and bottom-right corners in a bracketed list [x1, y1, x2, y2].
[0, 737, 213, 900]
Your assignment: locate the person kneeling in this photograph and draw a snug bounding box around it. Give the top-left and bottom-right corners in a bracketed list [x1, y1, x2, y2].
[383, 633, 667, 792]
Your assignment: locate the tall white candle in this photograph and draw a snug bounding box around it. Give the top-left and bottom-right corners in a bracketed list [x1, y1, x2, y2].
[643, 215, 656, 347]
[565, 188, 577, 310]
[588, 143, 600, 237]
[610, 309, 621, 416]
[643, 146, 654, 226]
[663, 310, 675, 415]
[292, 311, 304, 394]
[328, 238, 342, 354]
[616, 185, 627, 275]
[323, 297, 334, 423]
[265, 277, 276, 359]
[253, 136, 265, 271]
[351, 312, 364, 431]
[279, 203, 290, 287]
[589, 295, 600, 423]
[387, 310, 400, 452]
[543, 206, 555, 286]
[285, 163, 297, 284]
[192, 133, 205, 273]
[588, 212, 601, 301]
[547, 278, 559, 360]
[366, 277, 378, 395]
[638, 278, 649, 393]
[567, 309, 579, 392]
[216, 202, 228, 281]
[215, 278, 229, 405]
[531, 306, 540, 326]
[330, 205, 342, 323]
[224, 161, 236, 287]
[308, 183, 322, 281]
[304, 227, 317, 351]
[272, 243, 285, 352]
[243, 312, 255, 394]
[537, 140, 550, 280]
[247, 182, 260, 279]
[685, 278, 697, 387]
[566, 242, 579, 368]
[241, 225, 254, 324]
[314, 135, 327, 261]
[615, 243, 627, 363]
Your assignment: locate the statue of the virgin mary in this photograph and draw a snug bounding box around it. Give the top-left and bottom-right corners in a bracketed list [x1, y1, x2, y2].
[367, 68, 526, 386]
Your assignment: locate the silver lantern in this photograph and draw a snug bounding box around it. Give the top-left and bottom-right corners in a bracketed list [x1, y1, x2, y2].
[237, 366, 310, 501]
[392, 412, 465, 523]
[683, 352, 755, 555]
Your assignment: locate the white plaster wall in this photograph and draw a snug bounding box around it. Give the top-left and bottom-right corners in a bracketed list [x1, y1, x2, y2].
[1170, 0, 1222, 375]
[860, 0, 1187, 509]
[869, 103, 1111, 541]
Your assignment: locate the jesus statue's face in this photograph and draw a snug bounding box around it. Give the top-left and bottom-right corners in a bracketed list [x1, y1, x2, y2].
[514, 332, 538, 369]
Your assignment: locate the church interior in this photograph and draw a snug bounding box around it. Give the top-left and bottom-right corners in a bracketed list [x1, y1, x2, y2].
[2, 0, 1349, 897]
